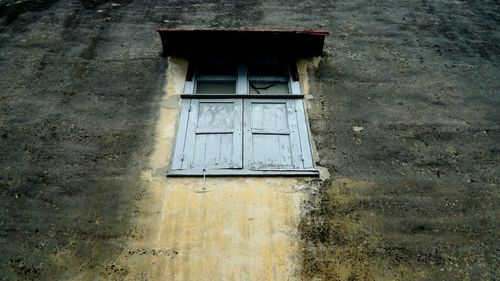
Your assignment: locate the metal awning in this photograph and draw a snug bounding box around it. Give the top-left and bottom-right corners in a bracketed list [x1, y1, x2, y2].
[157, 29, 329, 58]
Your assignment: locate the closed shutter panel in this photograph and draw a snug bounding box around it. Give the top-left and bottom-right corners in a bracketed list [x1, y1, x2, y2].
[293, 99, 315, 169]
[244, 99, 303, 170]
[181, 99, 243, 170]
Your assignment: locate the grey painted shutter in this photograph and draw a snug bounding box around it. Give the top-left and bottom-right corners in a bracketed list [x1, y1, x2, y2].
[182, 99, 243, 170]
[170, 99, 192, 170]
[293, 99, 315, 169]
[244, 99, 303, 170]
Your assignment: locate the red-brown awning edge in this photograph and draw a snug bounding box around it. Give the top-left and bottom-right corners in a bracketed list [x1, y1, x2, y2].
[157, 29, 329, 58]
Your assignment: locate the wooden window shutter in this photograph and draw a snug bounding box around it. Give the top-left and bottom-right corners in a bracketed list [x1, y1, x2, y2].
[243, 99, 304, 170]
[177, 99, 243, 170]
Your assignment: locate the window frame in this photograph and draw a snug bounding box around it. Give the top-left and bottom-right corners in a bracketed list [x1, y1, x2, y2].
[168, 61, 318, 177]
[181, 62, 304, 98]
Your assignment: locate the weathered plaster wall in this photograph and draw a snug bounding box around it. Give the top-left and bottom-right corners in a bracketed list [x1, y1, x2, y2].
[297, 1, 500, 280]
[0, 0, 499, 280]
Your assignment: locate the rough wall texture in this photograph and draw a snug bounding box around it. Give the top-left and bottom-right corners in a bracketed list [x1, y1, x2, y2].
[0, 0, 499, 280]
[299, 1, 499, 280]
[1, 1, 165, 279]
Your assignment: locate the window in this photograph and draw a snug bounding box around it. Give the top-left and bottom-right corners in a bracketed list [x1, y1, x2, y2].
[168, 59, 317, 176]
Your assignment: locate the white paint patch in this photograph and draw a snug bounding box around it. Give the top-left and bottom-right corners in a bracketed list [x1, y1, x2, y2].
[353, 126, 364, 133]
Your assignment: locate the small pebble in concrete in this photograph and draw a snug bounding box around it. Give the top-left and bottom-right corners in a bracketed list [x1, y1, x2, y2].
[352, 126, 364, 133]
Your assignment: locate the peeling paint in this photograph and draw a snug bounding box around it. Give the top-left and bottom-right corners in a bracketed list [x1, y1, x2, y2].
[297, 58, 330, 181]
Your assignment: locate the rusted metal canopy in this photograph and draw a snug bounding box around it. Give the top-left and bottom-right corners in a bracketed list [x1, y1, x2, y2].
[157, 29, 329, 58]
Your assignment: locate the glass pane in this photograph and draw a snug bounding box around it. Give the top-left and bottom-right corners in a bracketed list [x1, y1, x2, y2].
[196, 81, 236, 94]
[249, 81, 289, 95]
[197, 63, 237, 76]
[248, 61, 289, 77]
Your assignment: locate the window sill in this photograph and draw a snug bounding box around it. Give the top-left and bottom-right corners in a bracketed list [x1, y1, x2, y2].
[166, 169, 319, 177]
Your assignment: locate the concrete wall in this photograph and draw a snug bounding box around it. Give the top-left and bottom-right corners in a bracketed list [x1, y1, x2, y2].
[0, 0, 499, 280]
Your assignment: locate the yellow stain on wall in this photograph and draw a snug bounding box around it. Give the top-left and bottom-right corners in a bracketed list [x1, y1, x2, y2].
[112, 57, 313, 280]
[151, 177, 303, 280]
